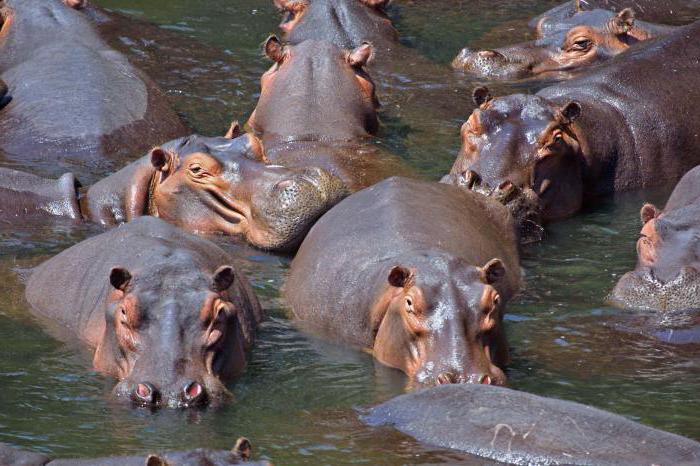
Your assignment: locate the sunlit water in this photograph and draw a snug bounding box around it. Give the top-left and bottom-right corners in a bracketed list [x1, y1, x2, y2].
[0, 1, 698, 464]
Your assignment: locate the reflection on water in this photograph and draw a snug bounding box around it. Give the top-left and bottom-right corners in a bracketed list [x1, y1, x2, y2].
[0, 0, 698, 464]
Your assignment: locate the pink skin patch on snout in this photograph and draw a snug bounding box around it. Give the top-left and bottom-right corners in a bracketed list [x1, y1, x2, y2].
[137, 383, 152, 399]
[185, 382, 203, 399]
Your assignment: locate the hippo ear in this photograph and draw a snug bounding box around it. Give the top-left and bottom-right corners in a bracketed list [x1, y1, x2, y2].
[388, 266, 414, 288]
[612, 8, 635, 34]
[145, 455, 169, 466]
[225, 120, 241, 139]
[359, 0, 391, 9]
[348, 42, 374, 67]
[264, 35, 285, 64]
[472, 87, 492, 107]
[211, 265, 235, 292]
[640, 203, 659, 224]
[557, 101, 581, 125]
[480, 259, 506, 285]
[110, 267, 132, 291]
[232, 437, 252, 460]
[150, 148, 173, 172]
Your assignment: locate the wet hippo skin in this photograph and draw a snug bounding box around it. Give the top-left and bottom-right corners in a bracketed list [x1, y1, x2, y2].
[286, 177, 520, 386]
[0, 132, 347, 251]
[0, 0, 187, 181]
[531, 0, 700, 26]
[446, 21, 700, 224]
[363, 384, 700, 465]
[0, 439, 270, 465]
[453, 6, 675, 79]
[247, 37, 411, 191]
[25, 217, 263, 408]
[610, 165, 700, 311]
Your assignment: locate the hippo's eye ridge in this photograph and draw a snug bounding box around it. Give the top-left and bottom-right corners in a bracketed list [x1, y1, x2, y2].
[570, 38, 593, 51]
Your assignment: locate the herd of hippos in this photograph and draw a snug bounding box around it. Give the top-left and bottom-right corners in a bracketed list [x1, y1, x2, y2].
[1, 0, 700, 464]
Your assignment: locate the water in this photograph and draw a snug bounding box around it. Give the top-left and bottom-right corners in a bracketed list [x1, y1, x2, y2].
[1, 1, 698, 464]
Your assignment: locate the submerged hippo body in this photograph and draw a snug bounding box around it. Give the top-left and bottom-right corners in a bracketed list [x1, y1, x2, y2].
[25, 217, 263, 407]
[454, 7, 674, 79]
[610, 166, 700, 311]
[364, 384, 700, 465]
[447, 22, 700, 224]
[0, 132, 346, 250]
[0, 0, 186, 179]
[0, 439, 268, 466]
[248, 37, 409, 191]
[286, 177, 520, 385]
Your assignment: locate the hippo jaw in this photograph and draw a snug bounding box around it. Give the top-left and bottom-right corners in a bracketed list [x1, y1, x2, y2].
[370, 257, 509, 387]
[609, 266, 700, 312]
[94, 266, 244, 408]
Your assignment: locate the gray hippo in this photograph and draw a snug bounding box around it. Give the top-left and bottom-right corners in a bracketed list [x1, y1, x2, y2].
[610, 165, 700, 311]
[285, 177, 520, 386]
[0, 131, 347, 251]
[0, 0, 186, 180]
[25, 217, 263, 408]
[364, 384, 700, 465]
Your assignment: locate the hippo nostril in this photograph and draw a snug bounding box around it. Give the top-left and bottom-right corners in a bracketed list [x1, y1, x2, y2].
[460, 170, 481, 190]
[134, 382, 158, 404]
[436, 372, 456, 385]
[478, 50, 501, 59]
[274, 179, 296, 191]
[479, 374, 492, 385]
[183, 381, 205, 404]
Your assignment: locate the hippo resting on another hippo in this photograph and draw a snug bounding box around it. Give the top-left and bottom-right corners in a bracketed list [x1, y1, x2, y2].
[286, 177, 520, 386]
[0, 0, 186, 179]
[0, 131, 346, 251]
[364, 384, 700, 465]
[453, 6, 674, 79]
[444, 21, 700, 228]
[0, 438, 269, 466]
[247, 36, 410, 191]
[25, 217, 263, 408]
[610, 165, 700, 312]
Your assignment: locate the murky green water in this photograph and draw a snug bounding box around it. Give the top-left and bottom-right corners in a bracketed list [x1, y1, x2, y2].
[1, 1, 698, 464]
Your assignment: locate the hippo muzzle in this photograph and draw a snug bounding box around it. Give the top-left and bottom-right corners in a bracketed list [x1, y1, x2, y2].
[609, 266, 700, 312]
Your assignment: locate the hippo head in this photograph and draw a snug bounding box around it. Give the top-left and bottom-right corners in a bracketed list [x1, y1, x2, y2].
[610, 203, 700, 311]
[453, 8, 640, 79]
[149, 131, 347, 251]
[371, 255, 509, 386]
[274, 0, 393, 47]
[95, 264, 245, 408]
[450, 88, 583, 222]
[247, 36, 379, 141]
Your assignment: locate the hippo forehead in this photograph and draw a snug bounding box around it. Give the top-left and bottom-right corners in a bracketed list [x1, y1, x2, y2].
[488, 95, 556, 123]
[410, 254, 486, 311]
[655, 204, 700, 240]
[288, 40, 346, 66]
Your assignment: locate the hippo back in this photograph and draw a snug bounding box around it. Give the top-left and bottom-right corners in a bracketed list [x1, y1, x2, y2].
[25, 217, 262, 347]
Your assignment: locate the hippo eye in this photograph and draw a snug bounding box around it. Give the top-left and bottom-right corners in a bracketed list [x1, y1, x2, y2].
[189, 163, 210, 178]
[405, 297, 415, 314]
[570, 38, 592, 51]
[493, 295, 501, 307]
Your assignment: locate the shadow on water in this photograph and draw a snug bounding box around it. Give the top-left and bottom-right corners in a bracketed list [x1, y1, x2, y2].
[1, 0, 699, 464]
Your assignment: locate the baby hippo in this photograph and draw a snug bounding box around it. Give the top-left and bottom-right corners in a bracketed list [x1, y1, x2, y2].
[610, 165, 700, 311]
[286, 177, 521, 385]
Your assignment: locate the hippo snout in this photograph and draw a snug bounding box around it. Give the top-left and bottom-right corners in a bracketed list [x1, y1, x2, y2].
[610, 266, 700, 312]
[120, 379, 210, 408]
[435, 367, 505, 386]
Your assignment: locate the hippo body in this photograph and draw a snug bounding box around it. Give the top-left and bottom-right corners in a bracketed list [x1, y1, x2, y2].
[249, 38, 410, 191]
[364, 384, 700, 466]
[532, 0, 700, 26]
[0, 0, 186, 180]
[26, 217, 263, 407]
[0, 133, 346, 250]
[610, 165, 700, 311]
[448, 22, 700, 223]
[286, 177, 520, 385]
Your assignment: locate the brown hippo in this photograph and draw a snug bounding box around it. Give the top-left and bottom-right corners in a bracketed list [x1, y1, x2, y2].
[25, 217, 263, 408]
[610, 165, 700, 311]
[286, 177, 520, 386]
[445, 21, 700, 225]
[364, 384, 700, 465]
[0, 438, 270, 465]
[0, 0, 186, 180]
[0, 131, 347, 251]
[453, 7, 675, 79]
[247, 36, 410, 190]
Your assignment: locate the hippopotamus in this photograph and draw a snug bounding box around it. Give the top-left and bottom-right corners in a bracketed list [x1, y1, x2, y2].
[0, 0, 186, 180]
[453, 7, 675, 79]
[610, 165, 700, 311]
[445, 21, 700, 225]
[363, 384, 700, 465]
[286, 177, 520, 386]
[0, 130, 346, 251]
[247, 36, 410, 190]
[0, 439, 269, 466]
[25, 217, 263, 408]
